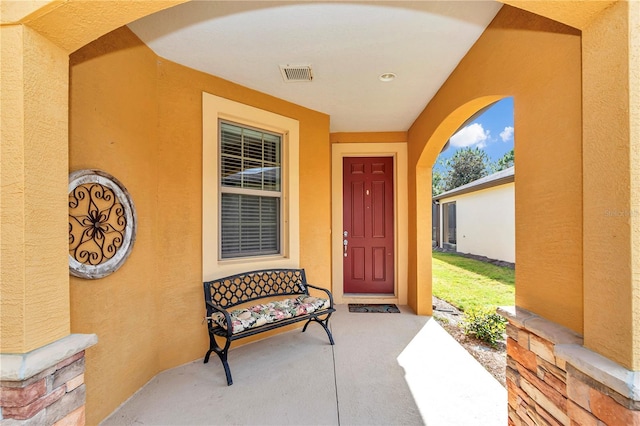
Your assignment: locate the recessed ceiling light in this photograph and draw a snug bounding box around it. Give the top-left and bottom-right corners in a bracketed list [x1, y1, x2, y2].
[379, 72, 396, 82]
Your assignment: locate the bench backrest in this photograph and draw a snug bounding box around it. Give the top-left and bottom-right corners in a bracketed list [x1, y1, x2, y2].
[203, 268, 308, 311]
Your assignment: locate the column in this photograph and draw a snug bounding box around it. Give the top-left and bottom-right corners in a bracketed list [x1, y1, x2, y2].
[0, 22, 96, 424]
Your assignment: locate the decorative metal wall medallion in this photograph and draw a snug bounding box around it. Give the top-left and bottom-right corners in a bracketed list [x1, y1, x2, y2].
[68, 169, 137, 279]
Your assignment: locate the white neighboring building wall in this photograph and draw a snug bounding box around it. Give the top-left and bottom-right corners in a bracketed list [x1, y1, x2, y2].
[439, 184, 514, 263]
[435, 166, 515, 263]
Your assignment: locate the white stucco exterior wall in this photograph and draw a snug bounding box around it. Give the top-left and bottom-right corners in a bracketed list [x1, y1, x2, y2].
[439, 183, 515, 263]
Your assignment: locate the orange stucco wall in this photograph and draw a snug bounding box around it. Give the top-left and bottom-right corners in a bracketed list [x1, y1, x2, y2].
[0, 24, 70, 353]
[408, 6, 584, 332]
[1, 0, 187, 358]
[69, 26, 330, 423]
[582, 0, 640, 369]
[330, 132, 408, 144]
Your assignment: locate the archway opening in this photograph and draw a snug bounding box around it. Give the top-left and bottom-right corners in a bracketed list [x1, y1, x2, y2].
[414, 96, 506, 315]
[432, 97, 515, 263]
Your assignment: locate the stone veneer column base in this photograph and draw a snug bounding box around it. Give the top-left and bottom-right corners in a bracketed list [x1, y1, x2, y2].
[0, 334, 97, 425]
[499, 306, 640, 425]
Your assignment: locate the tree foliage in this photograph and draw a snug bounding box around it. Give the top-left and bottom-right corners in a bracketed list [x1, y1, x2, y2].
[492, 149, 514, 172]
[433, 147, 515, 195]
[442, 147, 491, 191]
[432, 168, 445, 196]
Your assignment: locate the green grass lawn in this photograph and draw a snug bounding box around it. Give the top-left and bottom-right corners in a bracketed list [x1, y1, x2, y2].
[432, 252, 515, 312]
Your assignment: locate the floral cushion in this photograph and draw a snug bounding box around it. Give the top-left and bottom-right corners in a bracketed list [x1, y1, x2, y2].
[211, 295, 330, 334]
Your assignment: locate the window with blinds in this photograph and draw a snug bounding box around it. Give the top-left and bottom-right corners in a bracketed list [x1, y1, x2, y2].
[219, 120, 282, 258]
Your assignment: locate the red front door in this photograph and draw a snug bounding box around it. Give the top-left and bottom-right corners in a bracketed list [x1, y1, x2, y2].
[343, 157, 394, 294]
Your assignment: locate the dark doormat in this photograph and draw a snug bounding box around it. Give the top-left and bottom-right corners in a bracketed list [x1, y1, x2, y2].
[348, 303, 400, 313]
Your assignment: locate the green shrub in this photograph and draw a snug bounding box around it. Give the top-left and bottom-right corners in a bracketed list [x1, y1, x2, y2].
[462, 308, 507, 348]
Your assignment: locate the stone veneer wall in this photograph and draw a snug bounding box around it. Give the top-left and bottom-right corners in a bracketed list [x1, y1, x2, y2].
[500, 307, 640, 425]
[0, 335, 96, 425]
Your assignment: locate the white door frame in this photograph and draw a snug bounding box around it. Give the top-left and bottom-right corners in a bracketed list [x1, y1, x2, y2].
[331, 142, 408, 305]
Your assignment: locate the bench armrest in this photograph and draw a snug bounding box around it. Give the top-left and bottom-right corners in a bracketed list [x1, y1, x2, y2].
[305, 283, 334, 309]
[206, 301, 233, 338]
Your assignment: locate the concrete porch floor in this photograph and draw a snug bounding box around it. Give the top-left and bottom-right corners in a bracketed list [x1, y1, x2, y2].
[102, 305, 507, 425]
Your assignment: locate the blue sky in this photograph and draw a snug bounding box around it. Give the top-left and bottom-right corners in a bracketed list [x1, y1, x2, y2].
[434, 97, 514, 171]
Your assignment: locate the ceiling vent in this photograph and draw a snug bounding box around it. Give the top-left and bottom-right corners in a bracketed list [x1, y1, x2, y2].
[279, 64, 313, 82]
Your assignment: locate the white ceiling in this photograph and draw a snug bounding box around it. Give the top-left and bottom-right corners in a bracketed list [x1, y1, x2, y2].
[128, 1, 502, 133]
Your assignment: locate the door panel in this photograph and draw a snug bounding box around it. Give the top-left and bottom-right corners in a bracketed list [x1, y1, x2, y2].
[372, 247, 386, 281]
[372, 181, 386, 237]
[351, 182, 365, 237]
[351, 247, 365, 280]
[343, 157, 394, 294]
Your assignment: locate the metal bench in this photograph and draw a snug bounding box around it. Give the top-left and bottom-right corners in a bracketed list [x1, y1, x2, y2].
[203, 268, 335, 385]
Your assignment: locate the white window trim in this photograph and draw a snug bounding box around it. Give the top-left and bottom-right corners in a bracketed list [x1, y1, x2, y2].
[202, 92, 300, 281]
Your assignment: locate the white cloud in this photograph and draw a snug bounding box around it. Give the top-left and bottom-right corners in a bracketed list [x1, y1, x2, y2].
[449, 123, 490, 149]
[500, 126, 514, 142]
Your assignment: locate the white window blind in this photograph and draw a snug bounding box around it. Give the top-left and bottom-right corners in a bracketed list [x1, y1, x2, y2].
[219, 121, 282, 258]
